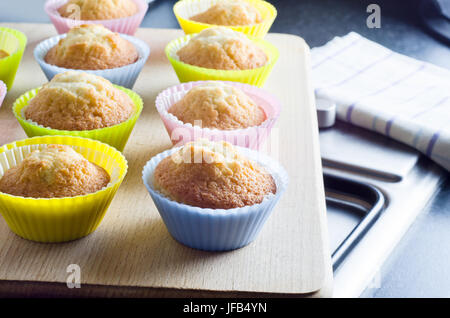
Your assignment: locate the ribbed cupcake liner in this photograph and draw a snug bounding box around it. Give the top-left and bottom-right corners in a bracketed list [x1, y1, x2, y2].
[34, 33, 150, 89]
[155, 80, 281, 149]
[173, 0, 277, 38]
[12, 85, 143, 152]
[0, 81, 6, 108]
[0, 136, 128, 243]
[142, 145, 288, 251]
[0, 27, 27, 90]
[165, 33, 279, 87]
[45, 0, 148, 35]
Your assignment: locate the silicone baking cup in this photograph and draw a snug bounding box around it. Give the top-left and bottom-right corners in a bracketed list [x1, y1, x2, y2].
[0, 81, 6, 109]
[12, 85, 143, 152]
[165, 33, 279, 87]
[173, 0, 277, 38]
[0, 27, 27, 90]
[45, 0, 148, 35]
[0, 136, 128, 242]
[34, 33, 150, 89]
[142, 145, 288, 251]
[155, 81, 281, 149]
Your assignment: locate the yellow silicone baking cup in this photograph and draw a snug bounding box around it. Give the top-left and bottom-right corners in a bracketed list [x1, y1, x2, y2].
[0, 135, 128, 242]
[173, 0, 277, 38]
[165, 33, 279, 87]
[12, 85, 143, 152]
[0, 27, 27, 90]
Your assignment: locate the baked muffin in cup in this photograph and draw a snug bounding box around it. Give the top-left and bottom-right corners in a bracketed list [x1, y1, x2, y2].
[142, 139, 288, 251]
[34, 24, 150, 89]
[155, 80, 281, 149]
[165, 27, 278, 87]
[12, 71, 143, 152]
[0, 27, 27, 90]
[173, 0, 277, 38]
[45, 0, 149, 35]
[0, 135, 128, 243]
[177, 27, 268, 70]
[0, 80, 6, 109]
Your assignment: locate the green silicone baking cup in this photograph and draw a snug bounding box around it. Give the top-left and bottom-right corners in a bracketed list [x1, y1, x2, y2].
[12, 85, 143, 152]
[0, 27, 27, 90]
[165, 33, 279, 87]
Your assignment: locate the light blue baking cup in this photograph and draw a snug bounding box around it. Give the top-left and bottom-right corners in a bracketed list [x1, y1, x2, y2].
[142, 146, 288, 251]
[33, 33, 150, 89]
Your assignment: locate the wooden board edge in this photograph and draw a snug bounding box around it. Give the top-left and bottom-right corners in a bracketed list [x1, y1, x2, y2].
[274, 33, 334, 295]
[0, 280, 333, 298]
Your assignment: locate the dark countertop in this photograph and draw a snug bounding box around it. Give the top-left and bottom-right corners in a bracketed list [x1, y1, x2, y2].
[142, 0, 450, 69]
[0, 0, 449, 297]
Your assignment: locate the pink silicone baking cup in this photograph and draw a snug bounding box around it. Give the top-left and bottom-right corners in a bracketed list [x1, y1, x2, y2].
[45, 0, 148, 35]
[155, 81, 281, 150]
[0, 80, 6, 109]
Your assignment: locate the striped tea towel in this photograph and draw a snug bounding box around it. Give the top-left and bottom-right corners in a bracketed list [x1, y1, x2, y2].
[311, 32, 450, 172]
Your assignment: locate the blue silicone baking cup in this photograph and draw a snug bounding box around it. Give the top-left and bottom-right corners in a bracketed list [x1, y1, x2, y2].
[142, 145, 288, 251]
[33, 33, 150, 89]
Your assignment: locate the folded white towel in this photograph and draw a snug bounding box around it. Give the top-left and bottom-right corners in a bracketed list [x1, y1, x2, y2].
[311, 32, 450, 172]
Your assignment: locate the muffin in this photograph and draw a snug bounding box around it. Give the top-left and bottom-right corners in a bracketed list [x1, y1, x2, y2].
[168, 81, 266, 130]
[173, 0, 277, 39]
[143, 137, 287, 251]
[44, 24, 138, 70]
[0, 136, 128, 242]
[24, 71, 135, 131]
[176, 27, 268, 70]
[153, 139, 276, 209]
[0, 49, 9, 59]
[0, 144, 110, 198]
[58, 0, 138, 20]
[190, 0, 262, 26]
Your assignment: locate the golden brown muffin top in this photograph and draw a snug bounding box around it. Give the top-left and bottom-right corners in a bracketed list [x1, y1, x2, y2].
[168, 82, 266, 130]
[153, 139, 276, 209]
[0, 49, 9, 59]
[58, 0, 138, 20]
[190, 0, 262, 26]
[0, 145, 110, 198]
[44, 24, 138, 70]
[24, 71, 135, 131]
[177, 27, 267, 70]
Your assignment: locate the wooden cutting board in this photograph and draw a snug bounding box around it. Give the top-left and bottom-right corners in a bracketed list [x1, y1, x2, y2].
[0, 23, 332, 297]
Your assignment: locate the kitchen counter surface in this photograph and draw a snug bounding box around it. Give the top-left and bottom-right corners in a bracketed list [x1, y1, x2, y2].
[0, 0, 449, 297]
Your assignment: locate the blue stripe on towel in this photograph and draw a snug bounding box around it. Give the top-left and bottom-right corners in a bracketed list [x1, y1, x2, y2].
[426, 131, 441, 157]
